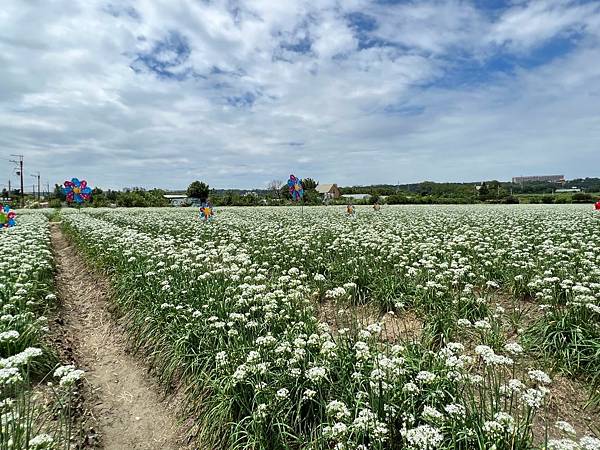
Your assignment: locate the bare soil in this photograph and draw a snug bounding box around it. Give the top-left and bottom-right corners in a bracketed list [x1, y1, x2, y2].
[536, 374, 600, 442]
[487, 291, 600, 442]
[317, 299, 423, 343]
[50, 224, 184, 450]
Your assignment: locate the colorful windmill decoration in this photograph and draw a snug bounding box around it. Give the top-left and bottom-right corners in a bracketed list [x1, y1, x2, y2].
[63, 178, 92, 205]
[0, 204, 16, 228]
[199, 201, 214, 222]
[287, 174, 304, 201]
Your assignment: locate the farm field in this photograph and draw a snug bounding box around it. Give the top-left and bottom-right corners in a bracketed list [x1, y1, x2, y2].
[4, 204, 600, 449]
[57, 204, 600, 450]
[0, 213, 87, 448]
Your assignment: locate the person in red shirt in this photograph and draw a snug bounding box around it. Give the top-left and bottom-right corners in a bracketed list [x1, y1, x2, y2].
[595, 200, 600, 210]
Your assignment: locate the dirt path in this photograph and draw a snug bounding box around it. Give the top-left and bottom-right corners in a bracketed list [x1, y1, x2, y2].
[50, 224, 183, 450]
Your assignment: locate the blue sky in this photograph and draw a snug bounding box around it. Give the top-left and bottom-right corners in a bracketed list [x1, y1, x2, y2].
[1, 0, 599, 190]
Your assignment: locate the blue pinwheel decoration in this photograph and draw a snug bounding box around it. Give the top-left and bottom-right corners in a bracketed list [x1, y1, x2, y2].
[0, 204, 16, 228]
[287, 174, 304, 201]
[63, 178, 92, 204]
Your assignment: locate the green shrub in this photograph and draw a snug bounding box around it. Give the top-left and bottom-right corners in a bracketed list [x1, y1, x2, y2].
[49, 199, 62, 208]
[572, 192, 593, 203]
[541, 195, 554, 204]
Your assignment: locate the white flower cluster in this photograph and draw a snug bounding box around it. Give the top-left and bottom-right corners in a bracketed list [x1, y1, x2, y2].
[0, 367, 23, 386]
[28, 434, 54, 449]
[474, 345, 514, 366]
[0, 330, 20, 343]
[402, 424, 443, 450]
[54, 364, 85, 386]
[0, 347, 43, 368]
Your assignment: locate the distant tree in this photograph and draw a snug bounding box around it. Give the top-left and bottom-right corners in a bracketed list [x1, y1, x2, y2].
[478, 182, 489, 200]
[91, 187, 108, 207]
[280, 184, 291, 200]
[147, 189, 169, 207]
[301, 178, 318, 191]
[267, 180, 283, 199]
[106, 190, 118, 201]
[488, 180, 500, 198]
[369, 193, 381, 205]
[302, 190, 321, 205]
[386, 194, 411, 205]
[572, 192, 593, 203]
[567, 177, 600, 192]
[53, 183, 66, 201]
[187, 181, 210, 201]
[418, 181, 435, 196]
[221, 191, 236, 206]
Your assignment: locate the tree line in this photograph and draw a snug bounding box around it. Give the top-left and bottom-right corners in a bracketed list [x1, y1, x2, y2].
[7, 177, 598, 209]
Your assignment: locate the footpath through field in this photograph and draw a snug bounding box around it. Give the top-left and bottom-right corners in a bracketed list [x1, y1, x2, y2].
[50, 224, 182, 450]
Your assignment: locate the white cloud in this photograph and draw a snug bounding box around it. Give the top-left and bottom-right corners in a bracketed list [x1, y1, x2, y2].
[0, 0, 599, 190]
[489, 0, 600, 52]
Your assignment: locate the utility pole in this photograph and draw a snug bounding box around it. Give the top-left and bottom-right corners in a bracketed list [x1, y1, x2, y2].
[31, 172, 41, 201]
[9, 155, 24, 208]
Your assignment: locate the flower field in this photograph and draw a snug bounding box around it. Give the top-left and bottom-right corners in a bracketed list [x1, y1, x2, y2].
[1, 213, 84, 449]
[58, 205, 600, 450]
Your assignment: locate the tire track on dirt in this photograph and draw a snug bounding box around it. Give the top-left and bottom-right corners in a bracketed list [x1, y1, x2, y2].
[50, 223, 183, 450]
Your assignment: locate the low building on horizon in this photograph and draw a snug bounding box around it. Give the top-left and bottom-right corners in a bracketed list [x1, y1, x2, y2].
[342, 193, 371, 201]
[163, 194, 188, 206]
[316, 183, 341, 199]
[512, 175, 565, 184]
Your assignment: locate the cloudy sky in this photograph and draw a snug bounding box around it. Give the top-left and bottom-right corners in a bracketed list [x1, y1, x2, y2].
[1, 0, 599, 190]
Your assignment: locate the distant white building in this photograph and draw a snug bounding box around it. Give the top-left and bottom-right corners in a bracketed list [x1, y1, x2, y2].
[555, 188, 581, 193]
[342, 193, 371, 201]
[163, 194, 188, 206]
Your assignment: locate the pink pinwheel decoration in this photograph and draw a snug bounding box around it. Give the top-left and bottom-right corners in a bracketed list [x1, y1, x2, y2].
[0, 204, 16, 228]
[287, 174, 304, 201]
[63, 178, 92, 204]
